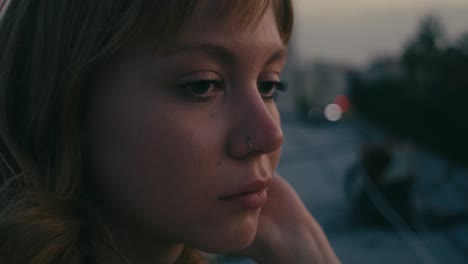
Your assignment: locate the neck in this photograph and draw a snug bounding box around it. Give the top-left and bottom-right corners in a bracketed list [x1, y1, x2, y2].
[116, 241, 185, 264]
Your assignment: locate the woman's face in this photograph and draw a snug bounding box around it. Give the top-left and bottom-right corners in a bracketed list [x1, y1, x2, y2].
[87, 4, 286, 253]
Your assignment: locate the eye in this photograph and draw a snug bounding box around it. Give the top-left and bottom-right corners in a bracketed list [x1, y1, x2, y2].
[258, 81, 288, 101]
[177, 79, 225, 102]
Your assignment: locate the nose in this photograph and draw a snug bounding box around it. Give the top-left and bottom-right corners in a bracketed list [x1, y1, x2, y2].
[227, 89, 284, 158]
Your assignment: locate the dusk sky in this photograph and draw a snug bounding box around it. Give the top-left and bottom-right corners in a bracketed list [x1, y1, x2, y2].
[293, 0, 468, 66]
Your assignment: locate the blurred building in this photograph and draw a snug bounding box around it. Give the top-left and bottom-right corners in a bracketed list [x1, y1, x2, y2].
[293, 61, 351, 108]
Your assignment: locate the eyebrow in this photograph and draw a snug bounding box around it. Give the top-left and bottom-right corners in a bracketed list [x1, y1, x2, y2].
[161, 42, 287, 67]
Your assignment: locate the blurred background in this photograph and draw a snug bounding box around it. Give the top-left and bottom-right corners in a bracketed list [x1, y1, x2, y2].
[222, 0, 468, 263]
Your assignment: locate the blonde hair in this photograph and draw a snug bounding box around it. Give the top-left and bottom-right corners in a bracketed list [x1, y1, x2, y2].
[0, 0, 293, 263]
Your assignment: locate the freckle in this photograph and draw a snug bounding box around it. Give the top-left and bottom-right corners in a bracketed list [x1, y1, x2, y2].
[217, 161, 222, 166]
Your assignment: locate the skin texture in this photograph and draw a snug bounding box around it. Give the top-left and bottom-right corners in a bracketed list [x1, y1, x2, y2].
[87, 4, 286, 263]
[238, 174, 341, 263]
[87, 2, 341, 263]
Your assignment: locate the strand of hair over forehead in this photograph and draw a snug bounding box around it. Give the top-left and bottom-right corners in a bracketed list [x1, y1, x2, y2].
[152, 0, 272, 31]
[201, 0, 292, 43]
[134, 0, 289, 51]
[209, 0, 271, 28]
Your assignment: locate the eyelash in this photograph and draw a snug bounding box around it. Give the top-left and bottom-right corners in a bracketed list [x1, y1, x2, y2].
[258, 81, 288, 101]
[177, 79, 225, 102]
[177, 79, 288, 102]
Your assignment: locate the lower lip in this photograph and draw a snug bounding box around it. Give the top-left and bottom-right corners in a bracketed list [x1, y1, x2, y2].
[220, 189, 268, 210]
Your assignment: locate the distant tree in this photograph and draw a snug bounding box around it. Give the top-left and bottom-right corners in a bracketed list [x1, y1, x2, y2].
[456, 31, 468, 54]
[401, 14, 446, 85]
[350, 14, 468, 166]
[404, 14, 446, 55]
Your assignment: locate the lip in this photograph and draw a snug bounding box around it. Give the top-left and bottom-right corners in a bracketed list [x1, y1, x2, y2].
[218, 177, 272, 209]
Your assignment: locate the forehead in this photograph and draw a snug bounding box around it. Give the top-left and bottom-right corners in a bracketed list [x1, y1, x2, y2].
[110, 0, 288, 68]
[133, 0, 289, 50]
[165, 4, 283, 51]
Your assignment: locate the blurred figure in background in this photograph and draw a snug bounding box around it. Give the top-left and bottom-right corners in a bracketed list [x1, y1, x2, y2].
[345, 142, 415, 228]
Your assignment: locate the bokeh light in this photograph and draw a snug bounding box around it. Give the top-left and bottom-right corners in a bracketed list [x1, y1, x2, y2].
[324, 103, 343, 122]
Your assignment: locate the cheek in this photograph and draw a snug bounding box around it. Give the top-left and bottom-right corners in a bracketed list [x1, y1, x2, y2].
[87, 96, 223, 224]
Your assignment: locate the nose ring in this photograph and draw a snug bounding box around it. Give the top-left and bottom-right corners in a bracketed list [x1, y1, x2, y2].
[247, 137, 255, 152]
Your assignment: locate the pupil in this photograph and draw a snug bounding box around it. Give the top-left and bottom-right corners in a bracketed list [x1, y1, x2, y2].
[192, 83, 210, 94]
[260, 83, 273, 93]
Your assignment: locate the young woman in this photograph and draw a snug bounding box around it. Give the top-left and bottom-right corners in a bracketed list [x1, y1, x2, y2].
[0, 0, 340, 263]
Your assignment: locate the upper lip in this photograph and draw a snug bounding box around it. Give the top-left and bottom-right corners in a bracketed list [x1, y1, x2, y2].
[218, 177, 272, 199]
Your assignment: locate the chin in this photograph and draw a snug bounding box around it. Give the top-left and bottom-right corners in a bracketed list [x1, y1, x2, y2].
[187, 214, 259, 254]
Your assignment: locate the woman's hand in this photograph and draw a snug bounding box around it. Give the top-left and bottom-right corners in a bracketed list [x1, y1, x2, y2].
[238, 173, 341, 264]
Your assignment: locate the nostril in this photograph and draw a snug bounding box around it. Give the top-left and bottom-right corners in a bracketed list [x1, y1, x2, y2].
[228, 97, 283, 157]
